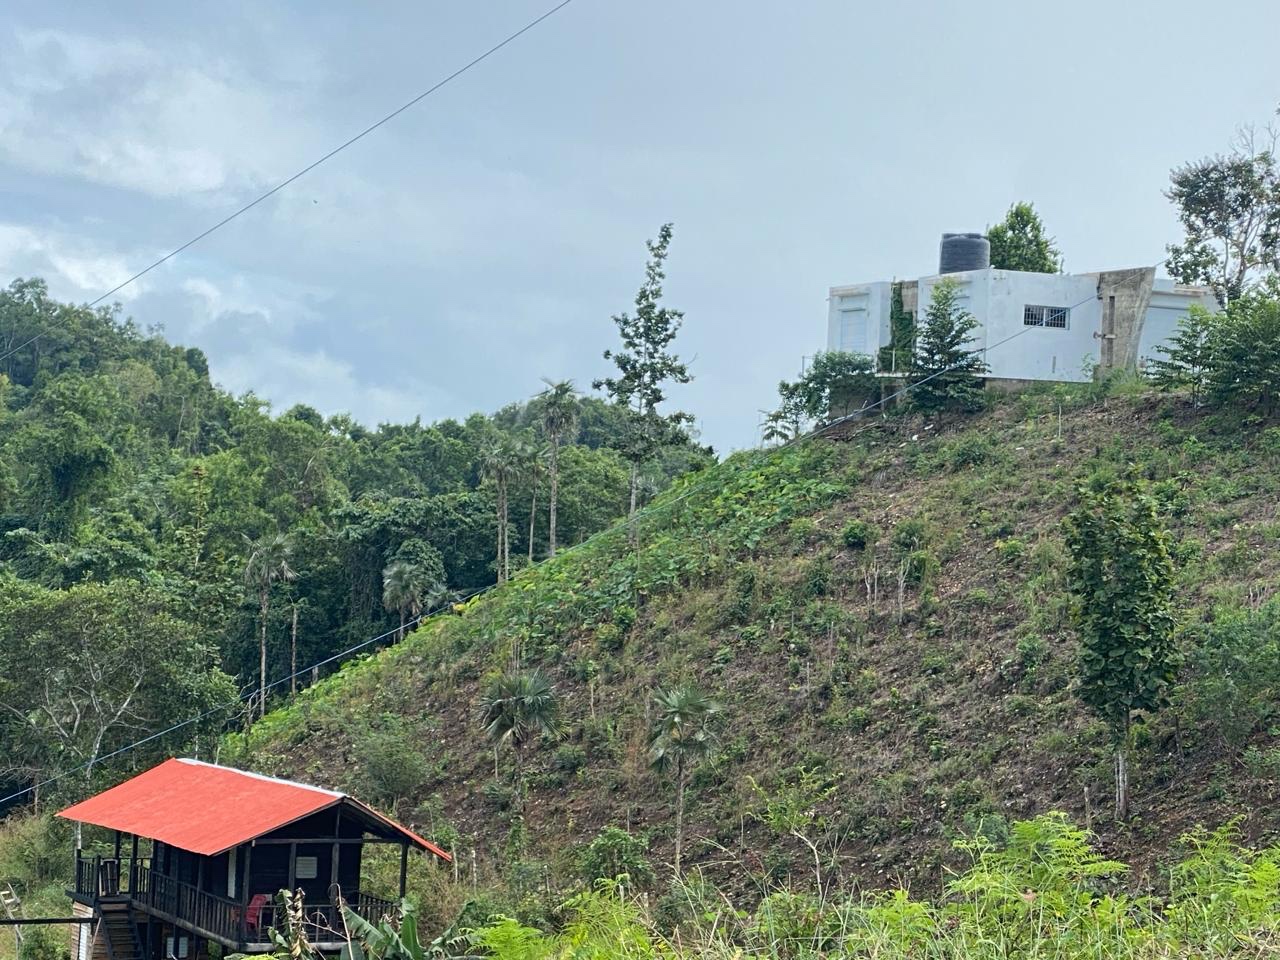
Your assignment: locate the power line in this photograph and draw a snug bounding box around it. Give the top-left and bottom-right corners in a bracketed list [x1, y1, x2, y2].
[0, 0, 579, 368]
[0, 585, 490, 807]
[0, 261, 1167, 808]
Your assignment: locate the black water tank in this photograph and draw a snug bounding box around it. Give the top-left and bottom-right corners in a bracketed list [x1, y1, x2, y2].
[939, 233, 991, 274]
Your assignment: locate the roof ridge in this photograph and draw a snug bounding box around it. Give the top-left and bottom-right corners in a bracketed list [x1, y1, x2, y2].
[175, 758, 345, 798]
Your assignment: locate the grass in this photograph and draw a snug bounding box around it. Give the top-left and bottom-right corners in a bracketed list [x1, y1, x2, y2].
[216, 389, 1280, 917]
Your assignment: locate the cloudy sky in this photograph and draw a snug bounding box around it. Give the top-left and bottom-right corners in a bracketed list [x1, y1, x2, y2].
[2, 2, 1278, 451]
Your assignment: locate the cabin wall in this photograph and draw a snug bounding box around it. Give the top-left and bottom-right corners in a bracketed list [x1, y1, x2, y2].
[244, 809, 364, 903]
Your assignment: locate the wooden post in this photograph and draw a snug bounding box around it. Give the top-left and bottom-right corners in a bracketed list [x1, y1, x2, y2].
[130, 835, 140, 894]
[241, 843, 252, 946]
[331, 807, 342, 898]
[398, 844, 408, 900]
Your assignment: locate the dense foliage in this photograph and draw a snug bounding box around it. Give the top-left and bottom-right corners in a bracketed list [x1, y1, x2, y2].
[0, 277, 711, 805]
[1149, 291, 1280, 417]
[1165, 123, 1280, 305]
[986, 201, 1063, 274]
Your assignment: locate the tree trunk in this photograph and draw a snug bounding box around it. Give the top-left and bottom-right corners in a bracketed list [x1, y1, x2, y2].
[1115, 715, 1131, 821]
[259, 589, 270, 719]
[628, 461, 639, 517]
[501, 484, 510, 581]
[674, 761, 686, 875]
[528, 479, 538, 564]
[290, 605, 298, 695]
[548, 438, 560, 557]
[399, 610, 405, 642]
[495, 488, 505, 584]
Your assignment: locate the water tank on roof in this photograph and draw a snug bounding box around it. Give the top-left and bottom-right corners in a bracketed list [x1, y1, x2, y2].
[939, 233, 990, 274]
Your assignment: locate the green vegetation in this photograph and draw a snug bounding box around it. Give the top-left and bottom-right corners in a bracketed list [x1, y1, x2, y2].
[252, 815, 1280, 960]
[1064, 475, 1180, 821]
[0, 271, 710, 804]
[1165, 122, 1280, 305]
[909, 277, 988, 412]
[986, 201, 1064, 273]
[594, 223, 693, 518]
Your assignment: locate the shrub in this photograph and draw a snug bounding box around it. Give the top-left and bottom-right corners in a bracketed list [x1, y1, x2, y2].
[840, 519, 877, 552]
[1181, 601, 1280, 751]
[356, 722, 431, 806]
[18, 925, 69, 960]
[892, 518, 931, 553]
[553, 744, 588, 773]
[576, 826, 655, 886]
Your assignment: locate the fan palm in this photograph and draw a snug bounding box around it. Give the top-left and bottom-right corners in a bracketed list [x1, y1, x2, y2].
[476, 669, 560, 809]
[382, 560, 426, 641]
[650, 685, 721, 873]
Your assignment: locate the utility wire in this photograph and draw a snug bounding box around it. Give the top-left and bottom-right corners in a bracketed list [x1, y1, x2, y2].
[0, 260, 1166, 808]
[0, 0, 578, 368]
[0, 585, 490, 807]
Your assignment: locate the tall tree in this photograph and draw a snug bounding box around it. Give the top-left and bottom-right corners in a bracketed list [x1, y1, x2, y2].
[1166, 123, 1280, 306]
[909, 278, 989, 412]
[986, 202, 1063, 273]
[1064, 476, 1180, 821]
[520, 437, 549, 564]
[243, 533, 297, 718]
[479, 436, 522, 583]
[0, 579, 236, 838]
[476, 669, 560, 811]
[594, 223, 693, 517]
[539, 379, 580, 557]
[649, 685, 721, 874]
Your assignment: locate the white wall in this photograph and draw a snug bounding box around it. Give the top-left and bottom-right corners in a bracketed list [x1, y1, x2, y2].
[827, 282, 891, 356]
[1139, 280, 1218, 368]
[917, 269, 1102, 382]
[826, 268, 1215, 383]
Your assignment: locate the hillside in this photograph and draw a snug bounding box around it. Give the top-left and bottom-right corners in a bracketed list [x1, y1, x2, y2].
[232, 386, 1280, 910]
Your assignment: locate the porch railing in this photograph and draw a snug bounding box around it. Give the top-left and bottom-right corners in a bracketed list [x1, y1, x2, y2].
[75, 856, 399, 947]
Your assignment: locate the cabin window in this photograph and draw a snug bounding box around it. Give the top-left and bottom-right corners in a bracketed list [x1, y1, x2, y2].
[227, 848, 237, 899]
[1024, 304, 1070, 329]
[295, 856, 319, 880]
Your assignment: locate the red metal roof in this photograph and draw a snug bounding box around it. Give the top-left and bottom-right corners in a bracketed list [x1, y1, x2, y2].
[58, 759, 449, 861]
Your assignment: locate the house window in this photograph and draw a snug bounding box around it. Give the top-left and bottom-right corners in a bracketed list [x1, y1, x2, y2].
[295, 856, 319, 880]
[1024, 305, 1070, 329]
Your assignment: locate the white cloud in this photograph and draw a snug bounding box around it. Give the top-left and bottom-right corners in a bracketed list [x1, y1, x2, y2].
[209, 341, 443, 426]
[0, 222, 145, 302]
[0, 29, 320, 198]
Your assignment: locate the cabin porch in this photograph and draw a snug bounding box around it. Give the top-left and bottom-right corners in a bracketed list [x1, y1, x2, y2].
[71, 839, 406, 954]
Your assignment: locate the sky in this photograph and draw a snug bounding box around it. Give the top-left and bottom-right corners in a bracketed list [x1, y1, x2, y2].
[2, 1, 1278, 453]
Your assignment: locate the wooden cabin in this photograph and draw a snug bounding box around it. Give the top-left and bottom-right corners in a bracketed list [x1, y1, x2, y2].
[59, 759, 451, 959]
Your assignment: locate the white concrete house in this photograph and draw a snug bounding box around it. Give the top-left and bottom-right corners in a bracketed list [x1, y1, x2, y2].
[827, 235, 1217, 386]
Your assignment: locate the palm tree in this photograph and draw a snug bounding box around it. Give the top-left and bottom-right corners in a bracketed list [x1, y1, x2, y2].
[476, 669, 560, 810]
[522, 438, 550, 563]
[478, 436, 523, 583]
[650, 685, 721, 874]
[243, 533, 297, 718]
[382, 560, 426, 641]
[539, 379, 580, 557]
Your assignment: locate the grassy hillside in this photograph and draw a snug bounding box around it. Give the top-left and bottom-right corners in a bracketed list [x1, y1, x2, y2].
[230, 385, 1280, 911]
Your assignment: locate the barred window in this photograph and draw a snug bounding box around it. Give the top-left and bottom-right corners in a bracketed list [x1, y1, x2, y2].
[1024, 304, 1070, 329]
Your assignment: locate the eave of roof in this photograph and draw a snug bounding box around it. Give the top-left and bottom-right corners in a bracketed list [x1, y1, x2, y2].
[57, 758, 450, 861]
